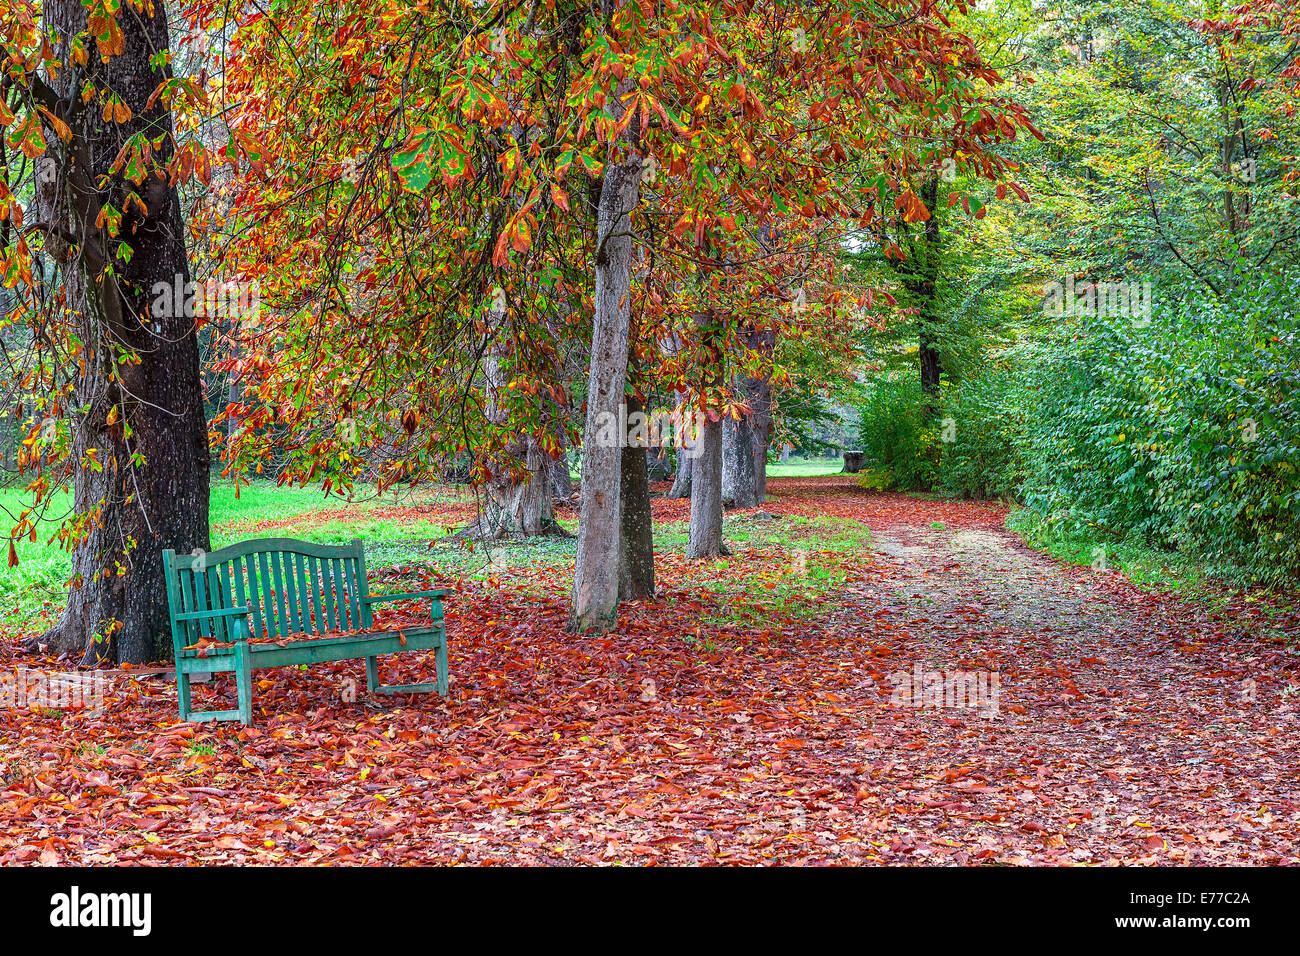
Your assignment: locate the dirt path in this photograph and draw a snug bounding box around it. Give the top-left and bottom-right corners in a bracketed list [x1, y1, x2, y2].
[833, 484, 1300, 863]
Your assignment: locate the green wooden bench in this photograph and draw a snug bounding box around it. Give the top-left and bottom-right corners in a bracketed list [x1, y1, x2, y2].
[162, 537, 449, 725]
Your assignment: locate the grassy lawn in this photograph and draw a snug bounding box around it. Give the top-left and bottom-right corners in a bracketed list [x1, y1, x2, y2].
[765, 457, 845, 478]
[0, 481, 474, 633]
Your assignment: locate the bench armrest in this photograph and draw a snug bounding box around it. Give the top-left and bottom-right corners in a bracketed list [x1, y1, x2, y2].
[361, 590, 449, 604]
[174, 605, 252, 622]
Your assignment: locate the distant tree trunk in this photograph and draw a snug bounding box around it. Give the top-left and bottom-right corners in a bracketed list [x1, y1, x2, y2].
[667, 391, 692, 497]
[687, 310, 727, 557]
[552, 446, 574, 499]
[618, 395, 655, 601]
[745, 329, 775, 503]
[645, 446, 672, 481]
[722, 411, 757, 508]
[29, 0, 210, 665]
[917, 176, 942, 412]
[462, 337, 562, 539]
[571, 128, 640, 632]
[668, 456, 692, 498]
[551, 411, 573, 500]
[687, 417, 727, 558]
[468, 436, 560, 538]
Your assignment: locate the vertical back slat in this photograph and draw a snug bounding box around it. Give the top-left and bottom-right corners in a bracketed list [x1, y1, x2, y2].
[355, 539, 372, 630]
[217, 564, 234, 641]
[321, 557, 339, 632]
[162, 551, 185, 659]
[269, 551, 290, 637]
[307, 556, 326, 634]
[205, 565, 226, 642]
[192, 568, 213, 640]
[344, 553, 362, 631]
[293, 553, 313, 634]
[333, 558, 351, 630]
[283, 551, 301, 635]
[257, 552, 276, 639]
[178, 565, 199, 647]
[243, 554, 265, 640]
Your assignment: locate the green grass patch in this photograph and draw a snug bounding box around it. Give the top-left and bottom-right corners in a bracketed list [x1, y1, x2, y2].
[1007, 507, 1208, 594]
[766, 457, 845, 478]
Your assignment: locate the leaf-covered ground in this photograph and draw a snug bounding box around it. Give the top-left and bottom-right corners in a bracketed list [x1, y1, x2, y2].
[2, 477, 1298, 864]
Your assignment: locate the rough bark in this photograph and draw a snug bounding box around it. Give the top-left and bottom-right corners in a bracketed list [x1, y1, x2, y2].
[618, 396, 655, 601]
[462, 339, 562, 539]
[686, 417, 728, 558]
[722, 412, 757, 509]
[29, 1, 209, 665]
[571, 147, 640, 632]
[668, 458, 692, 498]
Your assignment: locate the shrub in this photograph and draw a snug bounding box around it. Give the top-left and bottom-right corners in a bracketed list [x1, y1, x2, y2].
[855, 377, 939, 491]
[1016, 275, 1300, 585]
[935, 365, 1027, 499]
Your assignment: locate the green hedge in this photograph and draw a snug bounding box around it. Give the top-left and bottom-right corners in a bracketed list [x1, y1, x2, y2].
[1017, 277, 1300, 584]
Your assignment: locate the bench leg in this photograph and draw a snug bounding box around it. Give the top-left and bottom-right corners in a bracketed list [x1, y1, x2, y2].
[177, 670, 192, 721]
[365, 656, 379, 694]
[435, 640, 449, 697]
[234, 641, 253, 726]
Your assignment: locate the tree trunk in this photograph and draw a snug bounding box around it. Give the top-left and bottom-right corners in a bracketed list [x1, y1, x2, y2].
[686, 310, 726, 558]
[667, 391, 692, 497]
[618, 396, 655, 601]
[552, 443, 574, 500]
[668, 455, 692, 498]
[462, 327, 563, 539]
[722, 411, 757, 508]
[917, 176, 942, 412]
[744, 329, 775, 503]
[687, 417, 727, 558]
[30, 0, 209, 665]
[571, 147, 640, 632]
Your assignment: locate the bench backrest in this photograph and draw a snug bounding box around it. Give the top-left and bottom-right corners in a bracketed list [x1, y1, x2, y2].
[162, 538, 372, 654]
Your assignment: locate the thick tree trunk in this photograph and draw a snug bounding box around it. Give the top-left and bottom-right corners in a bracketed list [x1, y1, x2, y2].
[722, 412, 757, 509]
[618, 397, 655, 601]
[465, 436, 560, 538]
[687, 417, 727, 558]
[571, 148, 640, 632]
[30, 0, 209, 665]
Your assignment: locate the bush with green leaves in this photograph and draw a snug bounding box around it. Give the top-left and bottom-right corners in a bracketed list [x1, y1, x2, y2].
[935, 364, 1028, 500]
[855, 376, 939, 491]
[1016, 276, 1300, 585]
